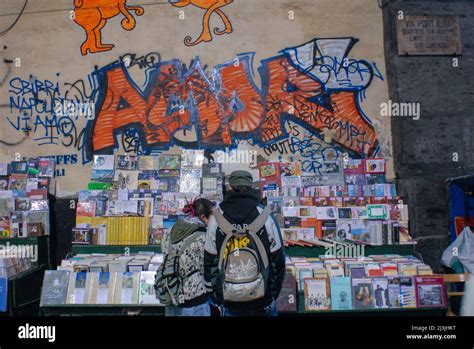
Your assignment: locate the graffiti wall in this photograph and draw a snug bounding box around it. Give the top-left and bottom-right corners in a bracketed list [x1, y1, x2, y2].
[0, 0, 391, 194]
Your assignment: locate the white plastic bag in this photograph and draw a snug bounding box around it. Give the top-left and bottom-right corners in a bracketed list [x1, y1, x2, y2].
[441, 227, 474, 273]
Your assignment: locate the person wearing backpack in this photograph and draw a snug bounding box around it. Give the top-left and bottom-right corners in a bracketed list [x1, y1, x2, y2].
[204, 170, 285, 316]
[155, 198, 215, 316]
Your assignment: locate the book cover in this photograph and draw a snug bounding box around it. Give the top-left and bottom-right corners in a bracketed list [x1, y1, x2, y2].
[366, 204, 387, 220]
[320, 161, 344, 185]
[399, 276, 416, 308]
[179, 169, 202, 194]
[316, 207, 338, 220]
[343, 159, 365, 175]
[330, 277, 352, 310]
[321, 221, 336, 240]
[116, 155, 137, 170]
[0, 177, 8, 191]
[336, 220, 352, 241]
[352, 278, 375, 309]
[372, 277, 389, 309]
[72, 228, 92, 245]
[350, 220, 370, 243]
[38, 158, 55, 177]
[276, 272, 297, 312]
[89, 272, 116, 304]
[344, 174, 365, 186]
[77, 202, 96, 217]
[93, 155, 115, 171]
[66, 272, 92, 304]
[365, 158, 386, 174]
[138, 271, 161, 305]
[414, 275, 447, 308]
[365, 173, 387, 185]
[115, 170, 139, 190]
[40, 270, 70, 306]
[337, 207, 352, 220]
[158, 154, 181, 170]
[181, 150, 204, 168]
[298, 268, 314, 291]
[258, 162, 280, 180]
[202, 163, 223, 177]
[387, 276, 401, 308]
[0, 216, 10, 238]
[0, 163, 8, 176]
[304, 278, 331, 311]
[9, 174, 27, 190]
[10, 161, 28, 174]
[114, 272, 140, 304]
[280, 162, 302, 177]
[91, 169, 114, 182]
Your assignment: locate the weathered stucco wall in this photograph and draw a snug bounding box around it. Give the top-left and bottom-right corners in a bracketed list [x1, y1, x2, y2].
[0, 0, 391, 195]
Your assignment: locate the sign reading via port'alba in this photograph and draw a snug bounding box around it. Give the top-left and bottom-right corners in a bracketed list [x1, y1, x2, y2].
[397, 15, 462, 56]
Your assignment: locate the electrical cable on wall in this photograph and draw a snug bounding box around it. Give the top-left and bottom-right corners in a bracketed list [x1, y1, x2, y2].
[0, 0, 28, 36]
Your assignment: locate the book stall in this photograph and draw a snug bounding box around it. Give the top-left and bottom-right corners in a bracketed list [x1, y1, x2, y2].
[34, 150, 448, 315]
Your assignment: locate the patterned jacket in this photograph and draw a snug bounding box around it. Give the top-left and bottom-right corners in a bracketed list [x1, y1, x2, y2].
[162, 218, 209, 307]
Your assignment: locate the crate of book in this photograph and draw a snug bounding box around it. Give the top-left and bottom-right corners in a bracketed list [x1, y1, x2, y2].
[261, 158, 414, 249]
[275, 255, 447, 314]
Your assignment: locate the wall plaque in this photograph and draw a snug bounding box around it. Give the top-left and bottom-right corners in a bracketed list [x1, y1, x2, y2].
[397, 15, 462, 55]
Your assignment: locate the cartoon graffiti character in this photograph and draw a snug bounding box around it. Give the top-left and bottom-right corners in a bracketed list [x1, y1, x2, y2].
[73, 0, 144, 55]
[170, 0, 234, 46]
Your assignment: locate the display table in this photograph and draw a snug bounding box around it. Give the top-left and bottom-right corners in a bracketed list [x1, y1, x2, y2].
[41, 304, 165, 316]
[0, 265, 46, 316]
[288, 291, 447, 316]
[71, 244, 416, 258]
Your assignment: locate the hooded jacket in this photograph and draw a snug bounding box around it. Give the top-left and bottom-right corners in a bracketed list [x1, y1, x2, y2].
[204, 189, 285, 311]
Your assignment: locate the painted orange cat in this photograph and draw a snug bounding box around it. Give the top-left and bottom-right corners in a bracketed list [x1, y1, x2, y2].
[73, 0, 144, 55]
[171, 0, 234, 46]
